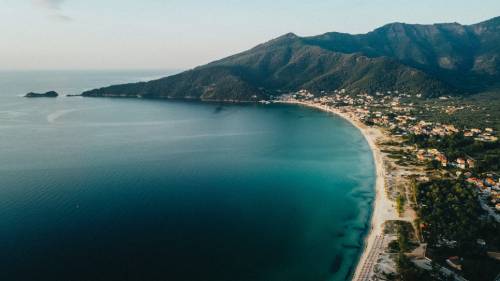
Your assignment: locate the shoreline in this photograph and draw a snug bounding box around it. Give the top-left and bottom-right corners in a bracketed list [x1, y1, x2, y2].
[279, 101, 397, 280]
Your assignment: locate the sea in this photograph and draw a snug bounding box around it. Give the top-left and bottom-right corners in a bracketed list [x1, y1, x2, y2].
[0, 70, 375, 281]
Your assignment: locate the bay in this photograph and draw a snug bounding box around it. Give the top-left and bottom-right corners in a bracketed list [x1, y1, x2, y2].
[0, 70, 375, 281]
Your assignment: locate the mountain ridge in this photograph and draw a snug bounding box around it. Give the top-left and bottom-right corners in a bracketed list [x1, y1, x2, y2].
[82, 17, 500, 101]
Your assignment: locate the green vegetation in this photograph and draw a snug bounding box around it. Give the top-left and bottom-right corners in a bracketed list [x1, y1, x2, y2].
[384, 221, 427, 280]
[396, 254, 464, 281]
[389, 204, 500, 281]
[414, 179, 481, 249]
[408, 92, 500, 131]
[413, 179, 500, 281]
[396, 253, 436, 281]
[397, 225, 411, 253]
[381, 141, 400, 146]
[83, 17, 500, 101]
[386, 221, 419, 252]
[396, 194, 406, 216]
[24, 91, 58, 98]
[401, 119, 500, 280]
[406, 133, 500, 173]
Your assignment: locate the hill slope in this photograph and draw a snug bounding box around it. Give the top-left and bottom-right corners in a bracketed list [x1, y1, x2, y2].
[82, 17, 500, 101]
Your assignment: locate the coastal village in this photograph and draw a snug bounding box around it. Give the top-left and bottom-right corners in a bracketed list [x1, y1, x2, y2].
[264, 89, 500, 281]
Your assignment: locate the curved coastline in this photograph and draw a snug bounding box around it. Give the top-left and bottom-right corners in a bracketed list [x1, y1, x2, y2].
[279, 100, 397, 281]
[0, 96, 386, 281]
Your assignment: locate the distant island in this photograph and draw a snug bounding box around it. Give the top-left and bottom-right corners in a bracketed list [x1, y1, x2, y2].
[25, 91, 59, 98]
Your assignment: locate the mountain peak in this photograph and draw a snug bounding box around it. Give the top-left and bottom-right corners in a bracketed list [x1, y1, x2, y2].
[260, 32, 300, 47]
[281, 32, 298, 38]
[270, 32, 300, 42]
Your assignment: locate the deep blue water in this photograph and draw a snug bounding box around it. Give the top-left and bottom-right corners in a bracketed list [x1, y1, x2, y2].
[0, 71, 375, 281]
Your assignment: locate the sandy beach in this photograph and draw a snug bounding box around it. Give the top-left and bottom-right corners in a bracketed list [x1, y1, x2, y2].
[279, 101, 399, 280]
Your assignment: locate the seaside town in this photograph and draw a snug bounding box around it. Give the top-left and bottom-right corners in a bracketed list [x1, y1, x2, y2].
[265, 89, 500, 281]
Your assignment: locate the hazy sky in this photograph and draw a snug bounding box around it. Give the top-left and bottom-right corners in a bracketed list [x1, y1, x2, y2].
[1, 0, 499, 70]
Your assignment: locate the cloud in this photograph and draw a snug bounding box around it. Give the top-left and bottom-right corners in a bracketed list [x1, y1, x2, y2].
[32, 0, 73, 22]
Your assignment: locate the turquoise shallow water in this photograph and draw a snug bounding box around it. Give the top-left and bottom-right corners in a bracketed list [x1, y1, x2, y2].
[0, 71, 375, 281]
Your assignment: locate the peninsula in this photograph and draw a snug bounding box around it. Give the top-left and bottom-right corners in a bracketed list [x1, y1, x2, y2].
[82, 17, 500, 102]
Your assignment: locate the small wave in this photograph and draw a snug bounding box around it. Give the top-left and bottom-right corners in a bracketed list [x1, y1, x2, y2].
[47, 109, 78, 123]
